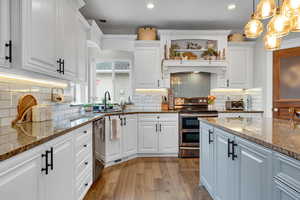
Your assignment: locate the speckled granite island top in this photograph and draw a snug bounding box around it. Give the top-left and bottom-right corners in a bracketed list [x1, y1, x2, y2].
[199, 117, 300, 161]
[0, 110, 178, 161]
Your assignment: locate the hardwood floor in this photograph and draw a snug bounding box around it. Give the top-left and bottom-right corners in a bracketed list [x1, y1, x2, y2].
[84, 157, 213, 200]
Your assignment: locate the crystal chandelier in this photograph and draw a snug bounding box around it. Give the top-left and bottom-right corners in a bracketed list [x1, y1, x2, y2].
[244, 0, 300, 50]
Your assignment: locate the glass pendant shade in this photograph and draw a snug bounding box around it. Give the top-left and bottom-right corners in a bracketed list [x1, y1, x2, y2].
[244, 15, 264, 38]
[291, 15, 300, 31]
[285, 0, 300, 11]
[264, 34, 282, 50]
[282, 0, 300, 17]
[255, 0, 276, 19]
[267, 8, 291, 37]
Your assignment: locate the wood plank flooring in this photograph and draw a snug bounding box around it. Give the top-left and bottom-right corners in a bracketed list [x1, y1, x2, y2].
[84, 157, 212, 200]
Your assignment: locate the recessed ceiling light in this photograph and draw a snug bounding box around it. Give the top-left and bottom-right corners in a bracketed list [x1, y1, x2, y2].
[147, 2, 155, 9]
[227, 3, 236, 10]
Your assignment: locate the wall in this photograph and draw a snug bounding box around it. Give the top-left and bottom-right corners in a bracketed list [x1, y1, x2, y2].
[0, 81, 80, 126]
[211, 88, 263, 111]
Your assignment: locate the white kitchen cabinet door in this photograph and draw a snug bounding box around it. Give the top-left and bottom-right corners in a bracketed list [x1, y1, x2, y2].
[214, 129, 237, 200]
[45, 136, 74, 200]
[227, 42, 254, 89]
[236, 137, 272, 200]
[14, 0, 58, 76]
[105, 116, 123, 162]
[122, 115, 138, 157]
[57, 0, 77, 79]
[273, 179, 300, 200]
[200, 124, 215, 196]
[138, 121, 158, 153]
[0, 0, 10, 68]
[0, 149, 42, 200]
[134, 45, 161, 89]
[77, 16, 88, 83]
[158, 121, 178, 153]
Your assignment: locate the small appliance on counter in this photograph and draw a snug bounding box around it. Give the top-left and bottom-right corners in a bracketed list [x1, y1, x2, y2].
[225, 100, 244, 110]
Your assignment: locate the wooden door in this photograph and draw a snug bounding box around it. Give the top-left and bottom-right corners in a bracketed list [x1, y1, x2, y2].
[158, 121, 178, 153]
[273, 47, 300, 120]
[138, 121, 158, 153]
[45, 136, 74, 200]
[0, 0, 10, 68]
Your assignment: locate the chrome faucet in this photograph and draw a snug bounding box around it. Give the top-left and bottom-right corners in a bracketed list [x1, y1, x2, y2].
[104, 91, 111, 111]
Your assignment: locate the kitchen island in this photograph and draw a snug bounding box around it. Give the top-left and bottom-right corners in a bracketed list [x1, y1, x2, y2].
[199, 117, 300, 200]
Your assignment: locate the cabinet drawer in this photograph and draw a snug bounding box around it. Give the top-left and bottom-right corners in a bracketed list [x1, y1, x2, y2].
[273, 153, 300, 192]
[75, 124, 93, 139]
[139, 113, 178, 122]
[76, 170, 92, 200]
[76, 156, 92, 180]
[75, 132, 92, 155]
[76, 146, 92, 165]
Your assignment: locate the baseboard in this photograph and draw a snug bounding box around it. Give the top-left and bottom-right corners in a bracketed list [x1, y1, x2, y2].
[103, 153, 179, 167]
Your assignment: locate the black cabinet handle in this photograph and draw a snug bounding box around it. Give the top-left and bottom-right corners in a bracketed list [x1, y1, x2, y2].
[84, 161, 88, 165]
[57, 58, 63, 73]
[159, 124, 162, 132]
[83, 144, 87, 148]
[41, 150, 50, 175]
[120, 118, 123, 126]
[232, 141, 238, 161]
[155, 124, 158, 132]
[208, 129, 213, 144]
[85, 183, 88, 187]
[48, 147, 54, 171]
[83, 130, 87, 134]
[62, 59, 65, 74]
[124, 117, 126, 126]
[5, 40, 12, 63]
[228, 139, 232, 158]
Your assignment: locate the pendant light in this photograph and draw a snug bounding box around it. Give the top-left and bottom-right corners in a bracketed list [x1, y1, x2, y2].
[291, 15, 300, 31]
[244, 0, 264, 38]
[256, 0, 277, 19]
[264, 33, 282, 50]
[267, 0, 291, 37]
[285, 0, 300, 11]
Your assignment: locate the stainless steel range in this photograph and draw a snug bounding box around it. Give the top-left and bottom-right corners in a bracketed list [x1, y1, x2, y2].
[175, 97, 218, 158]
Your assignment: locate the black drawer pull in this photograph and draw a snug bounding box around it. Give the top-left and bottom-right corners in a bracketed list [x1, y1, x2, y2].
[5, 40, 12, 63]
[83, 130, 87, 134]
[84, 161, 88, 165]
[208, 129, 213, 144]
[83, 144, 87, 148]
[84, 183, 88, 187]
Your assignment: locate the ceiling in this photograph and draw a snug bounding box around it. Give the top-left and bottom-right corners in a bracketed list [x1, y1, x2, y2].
[80, 0, 254, 34]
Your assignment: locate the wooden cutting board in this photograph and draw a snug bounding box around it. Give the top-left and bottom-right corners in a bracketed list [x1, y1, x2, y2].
[12, 94, 38, 125]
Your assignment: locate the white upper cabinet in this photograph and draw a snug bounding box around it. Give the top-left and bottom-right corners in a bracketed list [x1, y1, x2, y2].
[57, 0, 77, 79]
[134, 41, 161, 89]
[77, 14, 89, 83]
[227, 42, 255, 89]
[12, 0, 58, 75]
[0, 0, 11, 68]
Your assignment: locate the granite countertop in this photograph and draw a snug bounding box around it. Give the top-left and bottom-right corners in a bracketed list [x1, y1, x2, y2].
[217, 110, 264, 113]
[199, 117, 300, 161]
[0, 110, 178, 161]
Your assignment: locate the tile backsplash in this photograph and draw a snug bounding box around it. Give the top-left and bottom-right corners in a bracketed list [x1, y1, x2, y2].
[0, 82, 80, 126]
[130, 90, 168, 111]
[211, 88, 263, 111]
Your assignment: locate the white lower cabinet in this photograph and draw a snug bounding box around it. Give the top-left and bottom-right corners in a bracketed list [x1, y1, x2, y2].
[200, 122, 273, 200]
[103, 114, 138, 164]
[0, 147, 42, 200]
[0, 123, 93, 200]
[138, 114, 178, 155]
[273, 179, 300, 200]
[200, 123, 215, 196]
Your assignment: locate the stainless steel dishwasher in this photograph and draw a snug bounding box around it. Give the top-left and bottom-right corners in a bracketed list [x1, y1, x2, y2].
[93, 117, 105, 182]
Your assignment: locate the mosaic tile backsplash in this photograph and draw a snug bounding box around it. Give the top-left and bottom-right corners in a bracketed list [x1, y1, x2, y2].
[0, 82, 80, 126]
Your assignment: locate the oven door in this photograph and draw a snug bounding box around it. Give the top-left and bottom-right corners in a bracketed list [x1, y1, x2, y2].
[180, 130, 199, 147]
[181, 116, 199, 130]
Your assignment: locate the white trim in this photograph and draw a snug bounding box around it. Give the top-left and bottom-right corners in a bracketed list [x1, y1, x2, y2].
[102, 34, 137, 40]
[158, 29, 232, 36]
